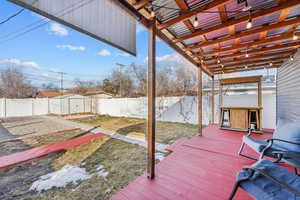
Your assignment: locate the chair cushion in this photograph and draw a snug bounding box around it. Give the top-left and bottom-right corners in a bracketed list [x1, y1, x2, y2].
[273, 118, 300, 152]
[237, 159, 300, 200]
[243, 136, 288, 157]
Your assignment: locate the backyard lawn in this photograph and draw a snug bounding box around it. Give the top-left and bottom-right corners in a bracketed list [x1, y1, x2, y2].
[71, 114, 199, 144]
[0, 137, 151, 200]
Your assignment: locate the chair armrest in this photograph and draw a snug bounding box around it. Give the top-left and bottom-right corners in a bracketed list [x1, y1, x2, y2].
[267, 138, 300, 146]
[243, 166, 300, 196]
[272, 151, 300, 162]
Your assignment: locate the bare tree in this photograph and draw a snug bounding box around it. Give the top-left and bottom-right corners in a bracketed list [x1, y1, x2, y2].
[0, 68, 36, 98]
[72, 79, 98, 94]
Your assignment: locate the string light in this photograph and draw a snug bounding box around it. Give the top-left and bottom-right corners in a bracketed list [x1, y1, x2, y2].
[246, 12, 252, 29]
[221, 64, 224, 68]
[242, 0, 252, 12]
[150, 6, 155, 18]
[245, 49, 249, 58]
[290, 56, 294, 61]
[245, 65, 248, 69]
[193, 15, 199, 27]
[269, 63, 273, 67]
[293, 33, 298, 40]
[217, 59, 221, 64]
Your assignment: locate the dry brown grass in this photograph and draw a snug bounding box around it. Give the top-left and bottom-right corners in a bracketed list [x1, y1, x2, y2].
[72, 115, 198, 144]
[52, 136, 110, 170]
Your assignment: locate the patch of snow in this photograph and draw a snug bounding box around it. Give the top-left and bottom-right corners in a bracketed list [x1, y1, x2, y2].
[30, 164, 110, 192]
[30, 165, 92, 192]
[155, 152, 165, 161]
[95, 164, 109, 178]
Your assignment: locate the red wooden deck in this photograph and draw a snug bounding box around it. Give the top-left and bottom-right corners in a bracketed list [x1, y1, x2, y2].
[111, 125, 274, 200]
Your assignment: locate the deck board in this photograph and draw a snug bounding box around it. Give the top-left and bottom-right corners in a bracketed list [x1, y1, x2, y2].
[111, 125, 274, 200]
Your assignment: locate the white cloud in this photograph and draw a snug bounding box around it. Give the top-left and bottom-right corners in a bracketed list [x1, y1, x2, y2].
[0, 59, 41, 70]
[56, 45, 86, 51]
[145, 53, 196, 72]
[50, 23, 68, 36]
[98, 49, 111, 56]
[116, 52, 131, 57]
[50, 68, 61, 73]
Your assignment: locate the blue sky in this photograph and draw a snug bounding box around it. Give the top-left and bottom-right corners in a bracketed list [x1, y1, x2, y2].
[0, 1, 274, 88]
[0, 0, 182, 88]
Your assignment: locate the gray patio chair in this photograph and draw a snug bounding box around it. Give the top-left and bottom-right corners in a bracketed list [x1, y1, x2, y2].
[238, 118, 300, 162]
[228, 159, 300, 200]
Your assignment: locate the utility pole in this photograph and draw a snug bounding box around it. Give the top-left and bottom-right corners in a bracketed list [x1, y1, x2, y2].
[115, 63, 126, 97]
[51, 71, 67, 95]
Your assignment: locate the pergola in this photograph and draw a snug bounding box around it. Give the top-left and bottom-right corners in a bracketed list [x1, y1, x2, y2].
[118, 0, 300, 179]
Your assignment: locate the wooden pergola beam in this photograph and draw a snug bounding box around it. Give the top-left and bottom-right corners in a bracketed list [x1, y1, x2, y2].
[198, 41, 300, 61]
[215, 64, 281, 74]
[133, 0, 150, 10]
[206, 50, 295, 67]
[213, 62, 283, 72]
[199, 32, 300, 56]
[208, 56, 289, 69]
[157, 0, 231, 30]
[173, 1, 300, 43]
[187, 16, 300, 50]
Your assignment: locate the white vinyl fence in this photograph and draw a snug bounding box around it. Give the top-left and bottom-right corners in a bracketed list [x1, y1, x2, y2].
[0, 93, 276, 129]
[97, 93, 276, 129]
[0, 97, 95, 117]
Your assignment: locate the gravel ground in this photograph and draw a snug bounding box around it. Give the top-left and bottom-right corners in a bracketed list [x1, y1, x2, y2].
[1, 116, 74, 137]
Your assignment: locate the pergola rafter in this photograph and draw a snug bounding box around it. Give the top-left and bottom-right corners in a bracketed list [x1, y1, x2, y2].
[186, 16, 300, 50]
[172, 1, 300, 43]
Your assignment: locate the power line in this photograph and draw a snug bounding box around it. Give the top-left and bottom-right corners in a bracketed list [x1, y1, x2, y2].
[0, 9, 25, 25]
[0, 0, 97, 44]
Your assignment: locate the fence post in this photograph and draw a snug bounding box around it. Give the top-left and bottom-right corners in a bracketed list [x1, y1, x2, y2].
[4, 98, 7, 118]
[32, 98, 34, 116]
[47, 98, 50, 114]
[68, 98, 70, 114]
[83, 98, 85, 113]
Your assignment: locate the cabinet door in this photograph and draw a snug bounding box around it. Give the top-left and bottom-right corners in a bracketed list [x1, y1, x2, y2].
[230, 109, 248, 129]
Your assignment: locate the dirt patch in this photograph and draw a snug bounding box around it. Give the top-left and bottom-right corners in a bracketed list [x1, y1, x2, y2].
[0, 153, 61, 200]
[23, 129, 87, 147]
[2, 116, 75, 137]
[23, 139, 148, 200]
[72, 115, 143, 132]
[0, 140, 30, 157]
[72, 115, 199, 144]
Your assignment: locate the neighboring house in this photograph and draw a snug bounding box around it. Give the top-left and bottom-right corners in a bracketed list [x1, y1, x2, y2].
[33, 90, 61, 98]
[84, 91, 113, 99]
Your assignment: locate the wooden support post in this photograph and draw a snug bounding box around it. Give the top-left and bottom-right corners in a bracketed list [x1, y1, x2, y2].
[147, 17, 156, 179]
[258, 81, 262, 130]
[198, 67, 203, 136]
[211, 76, 215, 124]
[219, 83, 223, 124]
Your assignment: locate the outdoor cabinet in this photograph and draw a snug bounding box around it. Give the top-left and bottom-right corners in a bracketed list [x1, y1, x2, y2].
[220, 107, 262, 132]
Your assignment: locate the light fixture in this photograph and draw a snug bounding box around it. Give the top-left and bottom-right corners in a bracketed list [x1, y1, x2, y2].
[290, 56, 294, 61]
[269, 63, 273, 67]
[221, 64, 224, 68]
[193, 15, 199, 27]
[150, 6, 155, 18]
[245, 65, 248, 69]
[242, 0, 252, 12]
[246, 13, 252, 29]
[217, 59, 220, 64]
[245, 50, 249, 58]
[293, 33, 298, 40]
